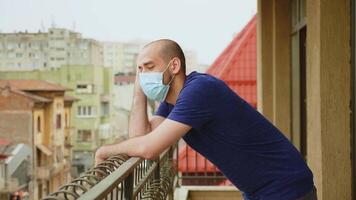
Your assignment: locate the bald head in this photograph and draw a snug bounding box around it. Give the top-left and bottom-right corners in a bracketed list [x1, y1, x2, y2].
[143, 39, 186, 73]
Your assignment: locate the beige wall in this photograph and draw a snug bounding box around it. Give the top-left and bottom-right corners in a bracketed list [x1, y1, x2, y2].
[306, 0, 352, 199]
[257, 0, 274, 122]
[257, 0, 291, 137]
[258, 0, 352, 199]
[33, 109, 45, 144]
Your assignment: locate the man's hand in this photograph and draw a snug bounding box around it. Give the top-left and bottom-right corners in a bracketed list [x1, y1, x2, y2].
[94, 146, 108, 166]
[94, 119, 191, 166]
[128, 67, 151, 138]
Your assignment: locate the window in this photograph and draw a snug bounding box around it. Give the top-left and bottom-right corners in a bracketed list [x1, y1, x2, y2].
[77, 130, 92, 142]
[37, 116, 41, 132]
[16, 53, 22, 58]
[291, 0, 307, 160]
[76, 84, 94, 94]
[101, 102, 110, 116]
[77, 106, 96, 117]
[83, 106, 87, 115]
[65, 113, 68, 127]
[77, 106, 81, 116]
[56, 114, 61, 129]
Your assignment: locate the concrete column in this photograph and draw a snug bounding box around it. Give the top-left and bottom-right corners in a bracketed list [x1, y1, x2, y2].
[257, 0, 274, 121]
[272, 0, 292, 138]
[307, 0, 352, 199]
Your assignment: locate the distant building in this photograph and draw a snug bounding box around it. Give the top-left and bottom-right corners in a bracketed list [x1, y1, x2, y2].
[103, 40, 199, 74]
[102, 40, 145, 74]
[0, 80, 77, 199]
[102, 42, 124, 73]
[0, 28, 103, 71]
[0, 65, 119, 175]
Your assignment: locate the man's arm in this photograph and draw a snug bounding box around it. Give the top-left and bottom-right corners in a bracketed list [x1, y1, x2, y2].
[95, 119, 191, 165]
[128, 76, 150, 137]
[129, 74, 165, 137]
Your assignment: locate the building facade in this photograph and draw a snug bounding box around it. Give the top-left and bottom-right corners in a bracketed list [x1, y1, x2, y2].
[0, 65, 120, 175]
[257, 0, 354, 199]
[0, 28, 103, 71]
[0, 80, 75, 199]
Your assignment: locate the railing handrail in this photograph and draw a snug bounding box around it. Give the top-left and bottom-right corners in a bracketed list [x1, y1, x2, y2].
[43, 144, 177, 200]
[78, 157, 142, 200]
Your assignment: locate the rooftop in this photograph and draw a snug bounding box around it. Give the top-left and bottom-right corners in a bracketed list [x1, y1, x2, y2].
[0, 79, 71, 92]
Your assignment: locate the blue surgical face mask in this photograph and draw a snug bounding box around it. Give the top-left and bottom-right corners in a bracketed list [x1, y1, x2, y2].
[139, 61, 175, 102]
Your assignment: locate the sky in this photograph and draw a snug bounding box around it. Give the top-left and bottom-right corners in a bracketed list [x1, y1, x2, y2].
[0, 0, 256, 65]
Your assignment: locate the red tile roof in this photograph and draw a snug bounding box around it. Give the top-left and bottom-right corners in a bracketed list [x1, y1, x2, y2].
[0, 139, 11, 160]
[0, 80, 71, 92]
[114, 75, 135, 84]
[207, 15, 257, 107]
[64, 95, 80, 102]
[11, 88, 52, 102]
[178, 145, 219, 173]
[0, 139, 11, 146]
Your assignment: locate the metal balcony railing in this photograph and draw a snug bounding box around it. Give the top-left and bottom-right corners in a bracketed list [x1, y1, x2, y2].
[42, 144, 177, 200]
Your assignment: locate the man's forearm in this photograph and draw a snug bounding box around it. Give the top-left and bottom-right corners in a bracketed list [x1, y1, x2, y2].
[129, 80, 151, 137]
[95, 136, 151, 164]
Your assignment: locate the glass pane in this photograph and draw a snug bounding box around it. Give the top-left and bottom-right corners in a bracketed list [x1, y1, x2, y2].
[291, 33, 301, 150]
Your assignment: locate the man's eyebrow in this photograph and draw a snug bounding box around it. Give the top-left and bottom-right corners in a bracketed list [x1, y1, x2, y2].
[143, 61, 154, 66]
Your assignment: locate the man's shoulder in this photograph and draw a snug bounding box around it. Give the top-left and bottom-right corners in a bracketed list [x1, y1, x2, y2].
[184, 71, 223, 90]
[178, 71, 227, 102]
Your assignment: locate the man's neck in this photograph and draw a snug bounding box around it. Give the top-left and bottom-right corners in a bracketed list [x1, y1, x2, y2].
[166, 74, 186, 105]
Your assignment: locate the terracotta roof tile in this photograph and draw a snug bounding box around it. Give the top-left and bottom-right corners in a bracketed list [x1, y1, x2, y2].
[0, 80, 71, 92]
[64, 95, 80, 102]
[207, 15, 257, 107]
[0, 86, 52, 103]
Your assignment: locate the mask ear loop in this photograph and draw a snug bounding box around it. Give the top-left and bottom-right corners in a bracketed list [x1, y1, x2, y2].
[163, 59, 176, 85]
[167, 73, 175, 85]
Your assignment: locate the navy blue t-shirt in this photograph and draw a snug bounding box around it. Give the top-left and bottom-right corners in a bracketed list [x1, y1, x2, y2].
[155, 71, 314, 200]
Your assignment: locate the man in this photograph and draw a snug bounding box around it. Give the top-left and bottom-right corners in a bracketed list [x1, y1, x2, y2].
[95, 39, 317, 200]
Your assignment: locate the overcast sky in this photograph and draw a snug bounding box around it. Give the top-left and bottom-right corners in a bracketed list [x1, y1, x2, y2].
[0, 0, 256, 65]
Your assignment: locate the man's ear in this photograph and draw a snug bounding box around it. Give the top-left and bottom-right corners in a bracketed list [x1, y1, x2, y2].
[171, 57, 181, 75]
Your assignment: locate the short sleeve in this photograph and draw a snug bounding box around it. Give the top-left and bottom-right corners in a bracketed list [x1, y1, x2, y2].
[155, 101, 171, 118]
[167, 80, 214, 130]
